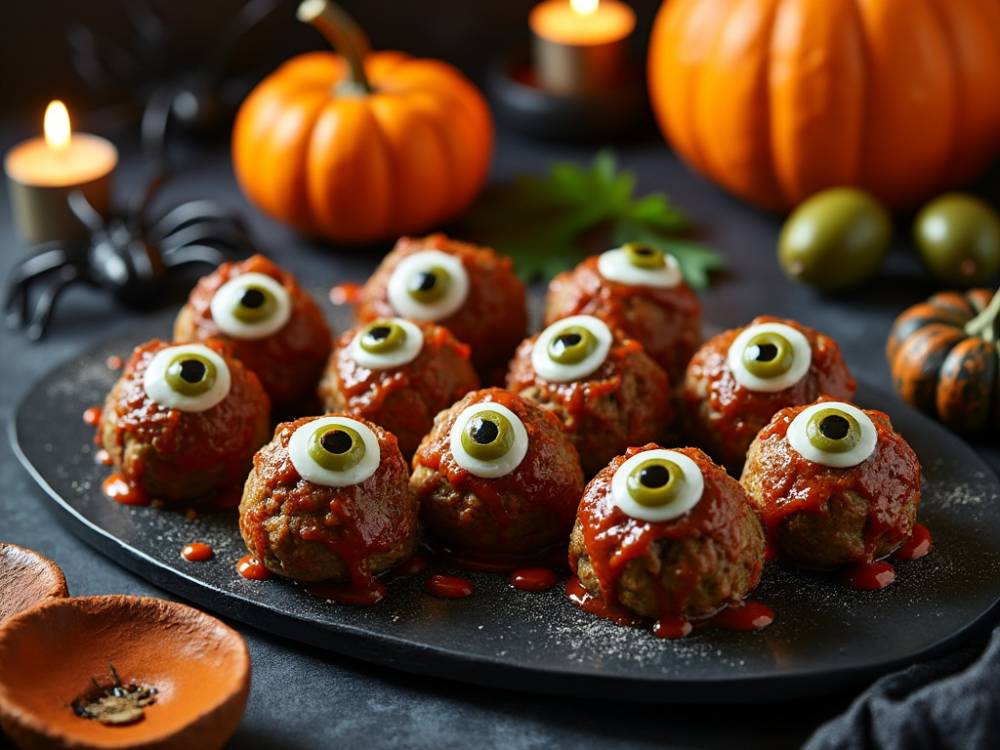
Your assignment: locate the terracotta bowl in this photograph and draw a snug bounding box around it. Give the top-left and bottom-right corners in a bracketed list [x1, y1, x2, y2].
[0, 543, 68, 623]
[0, 595, 250, 750]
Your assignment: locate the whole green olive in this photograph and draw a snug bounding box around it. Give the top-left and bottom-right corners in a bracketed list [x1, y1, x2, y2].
[805, 408, 861, 454]
[626, 458, 683, 508]
[461, 410, 514, 462]
[307, 424, 366, 472]
[778, 188, 892, 292]
[914, 194, 1000, 286]
[165, 353, 217, 396]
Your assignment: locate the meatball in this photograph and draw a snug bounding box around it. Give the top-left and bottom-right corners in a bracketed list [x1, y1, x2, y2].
[174, 254, 332, 410]
[318, 317, 479, 459]
[355, 234, 527, 380]
[411, 388, 584, 555]
[240, 415, 418, 596]
[683, 316, 856, 474]
[100, 339, 271, 503]
[740, 398, 921, 567]
[505, 314, 672, 477]
[570, 445, 765, 623]
[544, 244, 701, 384]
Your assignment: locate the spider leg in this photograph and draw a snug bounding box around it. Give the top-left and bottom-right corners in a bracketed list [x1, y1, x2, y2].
[161, 244, 231, 270]
[26, 265, 84, 341]
[4, 245, 78, 330]
[149, 201, 246, 240]
[157, 220, 254, 256]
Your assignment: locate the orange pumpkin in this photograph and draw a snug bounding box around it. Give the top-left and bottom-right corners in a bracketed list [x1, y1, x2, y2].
[232, 0, 494, 245]
[648, 0, 1000, 212]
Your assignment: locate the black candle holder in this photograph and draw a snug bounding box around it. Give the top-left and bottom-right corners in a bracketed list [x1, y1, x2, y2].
[486, 48, 650, 142]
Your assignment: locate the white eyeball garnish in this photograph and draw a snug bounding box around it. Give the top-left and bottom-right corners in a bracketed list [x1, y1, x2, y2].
[611, 449, 705, 523]
[786, 401, 877, 469]
[348, 318, 424, 370]
[386, 250, 470, 321]
[449, 402, 529, 479]
[597, 244, 682, 288]
[143, 343, 232, 413]
[209, 272, 292, 340]
[531, 315, 613, 383]
[726, 322, 812, 392]
[288, 416, 381, 488]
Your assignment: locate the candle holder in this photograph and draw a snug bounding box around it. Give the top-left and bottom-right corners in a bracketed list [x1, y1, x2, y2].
[487, 47, 649, 141]
[3, 171, 256, 340]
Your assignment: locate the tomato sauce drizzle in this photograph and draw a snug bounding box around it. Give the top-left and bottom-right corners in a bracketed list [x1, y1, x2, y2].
[894, 523, 932, 560]
[842, 561, 896, 590]
[83, 407, 102, 426]
[102, 473, 149, 506]
[237, 554, 272, 580]
[94, 449, 113, 466]
[181, 543, 213, 562]
[424, 574, 474, 598]
[510, 568, 558, 592]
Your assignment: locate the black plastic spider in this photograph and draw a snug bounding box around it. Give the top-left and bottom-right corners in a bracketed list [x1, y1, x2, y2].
[4, 173, 255, 340]
[68, 0, 280, 159]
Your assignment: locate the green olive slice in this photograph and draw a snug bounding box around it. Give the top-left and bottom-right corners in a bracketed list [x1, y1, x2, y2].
[407, 265, 451, 304]
[165, 353, 217, 396]
[622, 242, 666, 269]
[626, 458, 683, 508]
[460, 410, 514, 462]
[232, 284, 279, 323]
[804, 408, 862, 454]
[307, 424, 366, 473]
[742, 331, 794, 379]
[547, 326, 597, 365]
[359, 320, 407, 354]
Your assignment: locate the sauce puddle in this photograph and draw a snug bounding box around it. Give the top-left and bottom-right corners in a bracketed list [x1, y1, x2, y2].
[510, 568, 557, 592]
[102, 474, 148, 506]
[424, 574, 474, 599]
[181, 543, 213, 562]
[237, 554, 272, 581]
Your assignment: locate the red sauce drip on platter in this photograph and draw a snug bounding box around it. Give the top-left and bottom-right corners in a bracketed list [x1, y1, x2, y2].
[653, 617, 693, 639]
[94, 449, 113, 466]
[330, 282, 362, 305]
[305, 580, 386, 605]
[237, 554, 272, 580]
[106, 355, 124, 370]
[510, 568, 558, 592]
[709, 600, 775, 632]
[843, 561, 896, 590]
[424, 574, 474, 599]
[894, 523, 932, 560]
[83, 407, 102, 426]
[565, 577, 640, 627]
[102, 473, 149, 506]
[181, 542, 213, 562]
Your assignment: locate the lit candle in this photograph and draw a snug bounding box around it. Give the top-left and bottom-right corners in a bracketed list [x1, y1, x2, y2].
[529, 0, 636, 95]
[4, 101, 118, 244]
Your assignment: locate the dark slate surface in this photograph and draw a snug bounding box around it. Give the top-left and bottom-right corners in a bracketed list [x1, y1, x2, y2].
[2, 109, 1000, 748]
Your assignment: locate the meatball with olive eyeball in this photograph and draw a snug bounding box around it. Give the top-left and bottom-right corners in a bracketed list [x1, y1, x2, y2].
[740, 397, 921, 568]
[240, 415, 418, 597]
[411, 388, 584, 556]
[506, 314, 672, 477]
[174, 254, 332, 410]
[355, 234, 528, 380]
[544, 243, 701, 384]
[683, 316, 856, 475]
[99, 338, 271, 503]
[570, 445, 765, 626]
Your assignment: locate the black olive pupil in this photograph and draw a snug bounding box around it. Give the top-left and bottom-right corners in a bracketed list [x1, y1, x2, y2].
[321, 430, 354, 455]
[366, 326, 392, 342]
[819, 414, 851, 441]
[413, 271, 438, 292]
[639, 465, 670, 489]
[752, 343, 779, 362]
[469, 418, 499, 445]
[179, 359, 207, 384]
[240, 288, 266, 309]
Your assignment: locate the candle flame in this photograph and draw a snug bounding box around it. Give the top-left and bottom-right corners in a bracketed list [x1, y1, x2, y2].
[571, 0, 599, 14]
[44, 100, 71, 151]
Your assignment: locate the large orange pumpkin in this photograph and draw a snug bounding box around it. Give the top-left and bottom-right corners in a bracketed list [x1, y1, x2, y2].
[232, 0, 493, 244]
[648, 0, 1000, 212]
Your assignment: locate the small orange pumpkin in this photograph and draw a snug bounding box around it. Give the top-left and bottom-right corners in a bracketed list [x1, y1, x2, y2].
[232, 0, 493, 245]
[887, 288, 1000, 432]
[648, 0, 1000, 212]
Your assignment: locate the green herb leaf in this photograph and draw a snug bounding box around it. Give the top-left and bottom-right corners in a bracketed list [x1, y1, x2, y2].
[460, 149, 723, 288]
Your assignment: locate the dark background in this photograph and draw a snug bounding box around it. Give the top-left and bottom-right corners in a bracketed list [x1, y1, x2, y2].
[1, 1, 999, 749]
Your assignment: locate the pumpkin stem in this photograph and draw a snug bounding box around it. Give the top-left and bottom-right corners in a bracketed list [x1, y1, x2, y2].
[297, 0, 372, 95]
[964, 287, 1000, 343]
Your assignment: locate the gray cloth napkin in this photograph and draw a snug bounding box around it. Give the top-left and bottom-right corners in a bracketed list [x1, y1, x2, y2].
[804, 627, 1000, 750]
